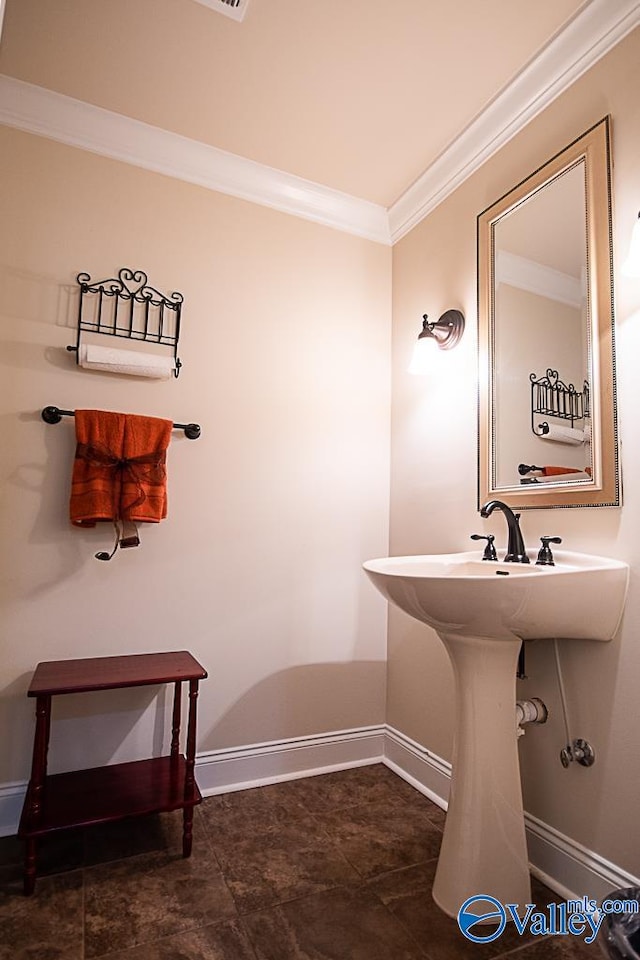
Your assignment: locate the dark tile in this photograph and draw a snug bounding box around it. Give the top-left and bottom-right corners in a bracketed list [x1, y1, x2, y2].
[84, 809, 207, 866]
[376, 773, 447, 829]
[367, 860, 540, 960]
[315, 796, 442, 879]
[39, 829, 86, 875]
[94, 918, 257, 960]
[0, 868, 83, 960]
[530, 875, 563, 906]
[423, 805, 446, 830]
[84, 843, 236, 958]
[200, 783, 310, 841]
[211, 815, 360, 914]
[0, 834, 23, 866]
[283, 764, 410, 815]
[0, 773, 594, 960]
[242, 884, 426, 960]
[0, 829, 85, 879]
[495, 934, 603, 957]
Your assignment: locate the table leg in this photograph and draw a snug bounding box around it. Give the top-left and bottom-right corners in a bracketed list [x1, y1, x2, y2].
[24, 694, 51, 895]
[171, 681, 181, 760]
[182, 679, 199, 858]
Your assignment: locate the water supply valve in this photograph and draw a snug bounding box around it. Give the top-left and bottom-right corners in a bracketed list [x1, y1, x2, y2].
[560, 738, 596, 767]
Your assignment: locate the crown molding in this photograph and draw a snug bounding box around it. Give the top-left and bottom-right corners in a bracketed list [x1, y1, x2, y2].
[496, 251, 584, 308]
[0, 74, 391, 245]
[0, 0, 638, 247]
[388, 0, 640, 243]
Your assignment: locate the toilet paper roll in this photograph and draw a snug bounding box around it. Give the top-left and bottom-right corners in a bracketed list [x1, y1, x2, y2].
[540, 424, 586, 444]
[78, 344, 175, 379]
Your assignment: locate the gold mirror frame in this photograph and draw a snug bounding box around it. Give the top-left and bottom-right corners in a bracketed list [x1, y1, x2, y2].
[478, 117, 620, 509]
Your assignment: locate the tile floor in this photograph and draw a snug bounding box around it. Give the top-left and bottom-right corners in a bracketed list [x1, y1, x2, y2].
[0, 764, 604, 959]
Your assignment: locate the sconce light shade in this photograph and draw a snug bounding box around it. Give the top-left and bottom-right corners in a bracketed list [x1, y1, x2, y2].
[408, 333, 437, 375]
[409, 309, 465, 374]
[622, 212, 640, 278]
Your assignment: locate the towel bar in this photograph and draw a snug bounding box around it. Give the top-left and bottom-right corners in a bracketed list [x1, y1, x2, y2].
[41, 405, 201, 440]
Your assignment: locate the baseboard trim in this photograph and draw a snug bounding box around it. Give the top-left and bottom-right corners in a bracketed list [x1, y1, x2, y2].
[525, 810, 640, 901]
[0, 724, 386, 835]
[382, 725, 450, 810]
[383, 724, 640, 900]
[195, 725, 386, 796]
[0, 780, 26, 838]
[1, 722, 637, 902]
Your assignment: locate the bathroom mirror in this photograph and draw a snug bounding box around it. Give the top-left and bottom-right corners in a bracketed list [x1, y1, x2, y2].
[478, 117, 620, 509]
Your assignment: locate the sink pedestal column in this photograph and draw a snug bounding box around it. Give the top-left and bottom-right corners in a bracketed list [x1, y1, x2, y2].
[433, 632, 531, 919]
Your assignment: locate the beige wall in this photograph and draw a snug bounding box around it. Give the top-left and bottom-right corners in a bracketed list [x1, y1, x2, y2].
[389, 26, 640, 878]
[0, 127, 391, 785]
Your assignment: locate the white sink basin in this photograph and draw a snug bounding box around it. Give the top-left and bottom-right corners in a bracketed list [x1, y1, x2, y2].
[363, 548, 628, 919]
[363, 549, 628, 642]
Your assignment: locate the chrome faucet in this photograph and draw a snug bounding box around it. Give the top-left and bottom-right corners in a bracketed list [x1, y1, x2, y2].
[480, 499, 530, 563]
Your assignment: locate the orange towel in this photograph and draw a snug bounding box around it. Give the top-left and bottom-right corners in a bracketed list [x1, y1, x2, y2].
[70, 410, 172, 526]
[542, 465, 592, 477]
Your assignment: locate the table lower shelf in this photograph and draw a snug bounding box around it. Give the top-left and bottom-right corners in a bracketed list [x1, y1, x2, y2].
[19, 755, 201, 837]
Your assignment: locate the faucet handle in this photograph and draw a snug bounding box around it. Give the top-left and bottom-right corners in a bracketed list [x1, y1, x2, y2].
[536, 536, 562, 566]
[470, 533, 498, 561]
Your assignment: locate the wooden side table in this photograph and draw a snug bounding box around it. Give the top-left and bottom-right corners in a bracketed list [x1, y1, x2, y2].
[18, 650, 207, 895]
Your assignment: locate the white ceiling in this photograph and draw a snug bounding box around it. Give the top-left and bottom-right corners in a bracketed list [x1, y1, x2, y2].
[0, 0, 638, 243]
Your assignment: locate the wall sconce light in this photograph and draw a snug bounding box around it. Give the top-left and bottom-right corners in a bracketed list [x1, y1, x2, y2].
[622, 211, 640, 278]
[408, 309, 465, 374]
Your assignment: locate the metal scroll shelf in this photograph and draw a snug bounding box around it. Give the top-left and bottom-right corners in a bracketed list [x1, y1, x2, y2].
[530, 368, 590, 438]
[67, 268, 183, 377]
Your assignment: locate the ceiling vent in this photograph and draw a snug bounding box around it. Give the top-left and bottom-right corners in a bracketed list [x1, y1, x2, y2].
[192, 0, 250, 22]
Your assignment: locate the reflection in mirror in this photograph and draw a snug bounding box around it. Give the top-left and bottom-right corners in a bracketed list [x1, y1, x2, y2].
[478, 117, 620, 509]
[493, 162, 591, 487]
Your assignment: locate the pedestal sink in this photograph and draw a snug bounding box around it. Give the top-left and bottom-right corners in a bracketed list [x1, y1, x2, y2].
[363, 550, 628, 919]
